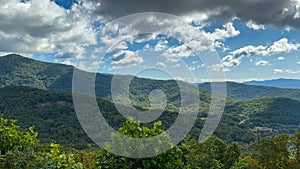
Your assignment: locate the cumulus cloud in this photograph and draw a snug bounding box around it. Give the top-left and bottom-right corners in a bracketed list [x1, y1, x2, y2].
[274, 68, 284, 73]
[155, 62, 166, 69]
[297, 61, 300, 64]
[209, 22, 240, 40]
[265, 38, 300, 55]
[162, 45, 193, 62]
[246, 20, 265, 30]
[0, 0, 98, 58]
[154, 39, 168, 52]
[255, 60, 269, 66]
[274, 68, 300, 74]
[158, 21, 239, 62]
[111, 50, 144, 69]
[91, 0, 300, 29]
[208, 64, 230, 72]
[278, 56, 285, 60]
[222, 38, 300, 67]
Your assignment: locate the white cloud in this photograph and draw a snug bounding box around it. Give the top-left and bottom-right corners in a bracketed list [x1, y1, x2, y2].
[155, 62, 166, 68]
[169, 24, 214, 52]
[285, 69, 300, 74]
[230, 45, 267, 58]
[255, 60, 269, 66]
[0, 0, 98, 58]
[209, 22, 240, 41]
[162, 45, 193, 62]
[246, 20, 265, 30]
[154, 40, 168, 52]
[277, 56, 285, 60]
[265, 38, 300, 56]
[273, 68, 300, 74]
[222, 38, 300, 67]
[173, 63, 181, 68]
[100, 23, 138, 48]
[274, 68, 284, 73]
[209, 64, 230, 72]
[160, 21, 239, 62]
[292, 0, 300, 19]
[222, 55, 241, 67]
[297, 61, 300, 64]
[111, 50, 144, 69]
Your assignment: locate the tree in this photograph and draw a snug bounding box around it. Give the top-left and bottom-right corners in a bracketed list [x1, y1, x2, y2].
[96, 117, 184, 169]
[33, 143, 84, 169]
[0, 115, 84, 169]
[182, 136, 240, 169]
[230, 156, 263, 169]
[252, 134, 293, 169]
[0, 115, 39, 168]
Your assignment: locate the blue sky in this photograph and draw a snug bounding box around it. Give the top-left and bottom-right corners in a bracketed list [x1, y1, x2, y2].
[1, 0, 300, 82]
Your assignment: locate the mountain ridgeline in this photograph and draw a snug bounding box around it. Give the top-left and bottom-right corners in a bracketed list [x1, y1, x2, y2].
[199, 81, 300, 101]
[0, 54, 300, 149]
[245, 78, 300, 89]
[0, 54, 211, 112]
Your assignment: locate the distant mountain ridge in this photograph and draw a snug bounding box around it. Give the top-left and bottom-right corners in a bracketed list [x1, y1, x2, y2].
[199, 81, 300, 101]
[2, 54, 300, 102]
[244, 78, 300, 89]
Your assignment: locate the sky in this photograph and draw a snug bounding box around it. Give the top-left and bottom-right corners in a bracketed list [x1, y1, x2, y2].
[0, 0, 300, 82]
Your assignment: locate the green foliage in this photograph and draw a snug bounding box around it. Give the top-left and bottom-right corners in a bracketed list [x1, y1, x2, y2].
[97, 117, 184, 169]
[230, 156, 263, 169]
[0, 116, 92, 169]
[0, 115, 39, 168]
[3, 113, 300, 168]
[0, 115, 39, 155]
[182, 136, 240, 169]
[73, 149, 98, 169]
[250, 133, 300, 169]
[34, 143, 83, 169]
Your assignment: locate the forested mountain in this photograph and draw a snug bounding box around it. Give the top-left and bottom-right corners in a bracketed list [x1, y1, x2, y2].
[0, 54, 211, 111]
[245, 78, 300, 89]
[3, 54, 300, 103]
[199, 81, 300, 101]
[1, 54, 300, 148]
[1, 86, 300, 149]
[226, 97, 300, 139]
[0, 86, 256, 148]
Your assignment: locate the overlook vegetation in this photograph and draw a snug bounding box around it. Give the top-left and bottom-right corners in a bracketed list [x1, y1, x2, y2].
[2, 115, 300, 169]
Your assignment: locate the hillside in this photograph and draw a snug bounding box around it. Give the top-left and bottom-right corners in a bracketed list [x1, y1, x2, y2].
[0, 86, 258, 148]
[2, 86, 300, 148]
[230, 97, 300, 135]
[1, 54, 300, 147]
[245, 78, 300, 89]
[0, 54, 211, 111]
[0, 86, 180, 149]
[199, 81, 300, 101]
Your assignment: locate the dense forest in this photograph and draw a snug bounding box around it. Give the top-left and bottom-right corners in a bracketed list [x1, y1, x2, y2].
[2, 85, 300, 149]
[1, 54, 300, 168]
[2, 115, 300, 169]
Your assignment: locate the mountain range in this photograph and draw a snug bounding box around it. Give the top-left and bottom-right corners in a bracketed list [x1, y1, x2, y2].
[0, 54, 300, 148]
[244, 78, 300, 89]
